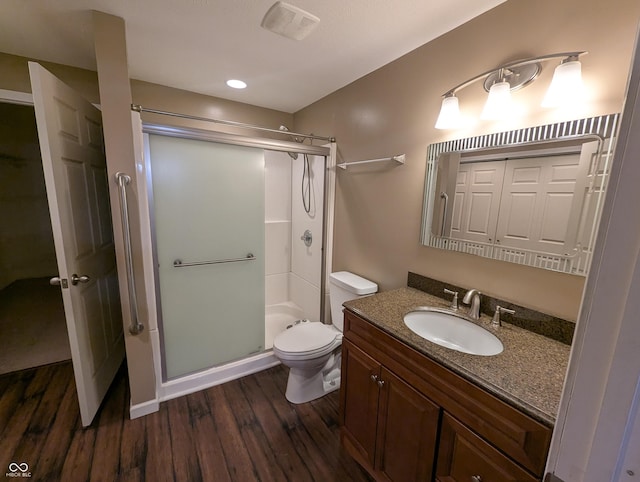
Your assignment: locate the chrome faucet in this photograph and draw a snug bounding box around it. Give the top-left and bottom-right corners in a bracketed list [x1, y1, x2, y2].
[462, 289, 482, 320]
[443, 288, 459, 310]
[492, 305, 516, 327]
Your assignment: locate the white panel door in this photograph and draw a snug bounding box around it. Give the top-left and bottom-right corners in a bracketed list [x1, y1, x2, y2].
[496, 153, 586, 255]
[451, 161, 505, 244]
[29, 62, 124, 426]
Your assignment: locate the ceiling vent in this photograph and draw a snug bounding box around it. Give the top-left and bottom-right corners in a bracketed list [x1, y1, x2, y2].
[261, 1, 320, 41]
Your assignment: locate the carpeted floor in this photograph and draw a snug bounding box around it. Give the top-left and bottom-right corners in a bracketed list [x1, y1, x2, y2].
[0, 277, 71, 375]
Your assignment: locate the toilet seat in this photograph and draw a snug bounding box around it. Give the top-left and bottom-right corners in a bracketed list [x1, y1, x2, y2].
[273, 322, 342, 359]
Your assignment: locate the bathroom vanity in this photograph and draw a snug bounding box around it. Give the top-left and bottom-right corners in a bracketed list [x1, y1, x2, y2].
[339, 287, 570, 482]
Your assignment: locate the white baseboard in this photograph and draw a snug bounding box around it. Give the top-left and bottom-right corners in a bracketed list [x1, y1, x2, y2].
[158, 351, 281, 403]
[128, 351, 280, 419]
[129, 398, 160, 419]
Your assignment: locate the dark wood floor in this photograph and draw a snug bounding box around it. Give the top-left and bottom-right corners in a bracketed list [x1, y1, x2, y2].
[0, 361, 372, 481]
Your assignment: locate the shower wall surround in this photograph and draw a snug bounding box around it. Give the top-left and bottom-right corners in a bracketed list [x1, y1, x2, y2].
[264, 150, 325, 347]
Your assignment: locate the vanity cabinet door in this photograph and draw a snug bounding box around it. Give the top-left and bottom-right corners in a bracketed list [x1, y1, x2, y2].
[340, 339, 382, 466]
[436, 413, 538, 482]
[375, 367, 440, 481]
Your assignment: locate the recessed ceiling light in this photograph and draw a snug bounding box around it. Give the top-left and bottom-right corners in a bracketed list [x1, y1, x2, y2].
[226, 79, 247, 89]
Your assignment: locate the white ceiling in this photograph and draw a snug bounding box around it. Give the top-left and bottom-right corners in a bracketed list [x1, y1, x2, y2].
[0, 0, 506, 113]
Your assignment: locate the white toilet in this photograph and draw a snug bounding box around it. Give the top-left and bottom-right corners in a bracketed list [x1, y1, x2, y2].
[273, 271, 378, 404]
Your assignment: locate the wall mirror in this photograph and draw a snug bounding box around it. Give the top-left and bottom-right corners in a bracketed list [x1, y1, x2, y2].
[421, 114, 620, 276]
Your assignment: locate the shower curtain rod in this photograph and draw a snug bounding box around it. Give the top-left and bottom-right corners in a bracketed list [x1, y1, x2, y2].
[131, 104, 335, 143]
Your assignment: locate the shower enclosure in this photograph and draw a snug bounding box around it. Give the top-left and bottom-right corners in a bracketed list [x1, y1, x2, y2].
[140, 125, 332, 388]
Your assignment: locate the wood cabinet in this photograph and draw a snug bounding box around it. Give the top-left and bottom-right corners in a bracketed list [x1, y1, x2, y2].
[342, 340, 440, 481]
[341, 339, 381, 466]
[436, 414, 538, 482]
[340, 310, 552, 482]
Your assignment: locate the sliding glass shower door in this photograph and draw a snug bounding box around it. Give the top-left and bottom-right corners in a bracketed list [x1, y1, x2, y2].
[148, 134, 265, 379]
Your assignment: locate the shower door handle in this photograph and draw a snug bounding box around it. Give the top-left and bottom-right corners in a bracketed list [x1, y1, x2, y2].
[173, 253, 256, 267]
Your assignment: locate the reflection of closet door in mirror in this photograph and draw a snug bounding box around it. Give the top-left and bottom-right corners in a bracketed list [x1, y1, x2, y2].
[495, 153, 589, 255]
[450, 161, 505, 244]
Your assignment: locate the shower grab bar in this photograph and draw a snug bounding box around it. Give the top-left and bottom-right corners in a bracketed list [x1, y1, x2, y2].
[173, 253, 256, 268]
[115, 172, 144, 335]
[440, 192, 449, 237]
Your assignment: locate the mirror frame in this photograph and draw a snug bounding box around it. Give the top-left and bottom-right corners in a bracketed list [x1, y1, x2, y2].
[421, 113, 620, 275]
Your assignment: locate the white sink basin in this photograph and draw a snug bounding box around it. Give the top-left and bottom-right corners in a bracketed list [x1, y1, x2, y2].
[403, 309, 503, 356]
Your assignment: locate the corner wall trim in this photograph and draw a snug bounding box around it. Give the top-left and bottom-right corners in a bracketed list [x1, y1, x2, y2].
[129, 398, 160, 419]
[0, 89, 34, 105]
[544, 473, 565, 482]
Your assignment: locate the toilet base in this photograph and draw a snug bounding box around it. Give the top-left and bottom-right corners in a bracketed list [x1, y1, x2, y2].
[284, 352, 341, 404]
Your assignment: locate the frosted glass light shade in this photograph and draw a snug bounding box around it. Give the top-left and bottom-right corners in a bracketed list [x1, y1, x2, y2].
[481, 81, 512, 120]
[542, 60, 583, 108]
[435, 95, 461, 129]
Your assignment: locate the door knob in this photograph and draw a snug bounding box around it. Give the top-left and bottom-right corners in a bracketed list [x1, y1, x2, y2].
[71, 274, 91, 285]
[50, 276, 69, 288]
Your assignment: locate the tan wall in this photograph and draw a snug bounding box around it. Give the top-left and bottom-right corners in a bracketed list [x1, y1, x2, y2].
[131, 80, 293, 134]
[0, 52, 293, 132]
[294, 0, 640, 321]
[0, 52, 101, 103]
[0, 46, 292, 404]
[0, 103, 57, 289]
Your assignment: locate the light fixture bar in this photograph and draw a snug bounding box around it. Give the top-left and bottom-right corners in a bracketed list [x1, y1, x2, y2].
[440, 51, 587, 97]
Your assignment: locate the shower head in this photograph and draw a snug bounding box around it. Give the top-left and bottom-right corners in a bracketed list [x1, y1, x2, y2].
[279, 125, 298, 160]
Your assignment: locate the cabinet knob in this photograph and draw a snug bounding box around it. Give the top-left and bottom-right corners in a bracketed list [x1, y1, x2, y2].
[471, 476, 483, 482]
[377, 379, 385, 388]
[370, 374, 378, 383]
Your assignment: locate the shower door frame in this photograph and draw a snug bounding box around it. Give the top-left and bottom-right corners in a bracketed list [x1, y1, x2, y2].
[142, 123, 332, 382]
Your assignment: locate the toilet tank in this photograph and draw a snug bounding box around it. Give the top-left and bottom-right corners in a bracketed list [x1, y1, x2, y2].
[329, 271, 378, 331]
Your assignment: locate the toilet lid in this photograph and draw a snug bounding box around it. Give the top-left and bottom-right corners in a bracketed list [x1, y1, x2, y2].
[274, 322, 340, 354]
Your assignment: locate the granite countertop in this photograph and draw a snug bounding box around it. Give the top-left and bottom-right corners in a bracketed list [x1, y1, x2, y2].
[343, 287, 571, 427]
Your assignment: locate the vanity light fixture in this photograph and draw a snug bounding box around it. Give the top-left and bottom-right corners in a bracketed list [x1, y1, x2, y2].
[434, 94, 461, 130]
[435, 51, 586, 129]
[542, 55, 584, 108]
[481, 78, 512, 120]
